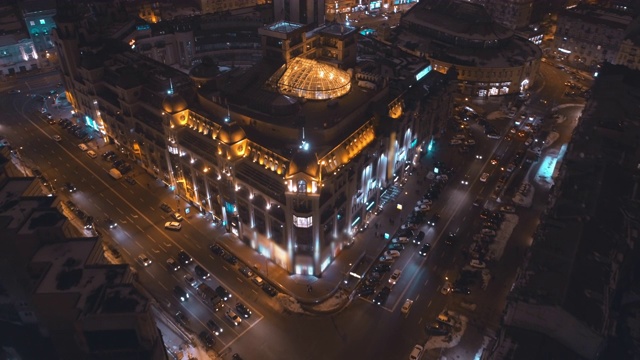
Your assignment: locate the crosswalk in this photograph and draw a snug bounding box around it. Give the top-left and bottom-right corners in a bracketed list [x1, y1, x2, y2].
[379, 185, 402, 207]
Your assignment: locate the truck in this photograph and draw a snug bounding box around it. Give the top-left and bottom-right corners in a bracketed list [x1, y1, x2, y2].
[109, 168, 122, 180]
[196, 283, 224, 312]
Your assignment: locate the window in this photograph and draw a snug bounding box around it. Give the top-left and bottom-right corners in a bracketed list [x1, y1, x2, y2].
[39, 19, 45, 25]
[30, 21, 35, 26]
[293, 215, 312, 228]
[297, 180, 306, 193]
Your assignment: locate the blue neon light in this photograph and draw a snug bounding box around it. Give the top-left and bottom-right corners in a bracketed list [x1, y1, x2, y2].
[415, 65, 432, 81]
[366, 201, 376, 211]
[351, 217, 361, 227]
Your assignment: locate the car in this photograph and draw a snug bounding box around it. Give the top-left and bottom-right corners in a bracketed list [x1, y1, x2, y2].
[470, 259, 487, 268]
[383, 250, 400, 258]
[223, 253, 238, 265]
[449, 139, 462, 146]
[84, 216, 94, 230]
[175, 311, 188, 326]
[85, 150, 97, 159]
[388, 243, 405, 251]
[199, 331, 215, 348]
[209, 244, 224, 256]
[506, 164, 516, 173]
[226, 309, 242, 326]
[479, 172, 489, 182]
[235, 302, 252, 318]
[475, 154, 483, 160]
[194, 265, 210, 280]
[401, 299, 414, 314]
[206, 319, 223, 335]
[177, 250, 192, 265]
[65, 200, 76, 211]
[389, 269, 402, 285]
[77, 143, 88, 151]
[373, 264, 391, 273]
[465, 139, 476, 146]
[413, 230, 425, 244]
[365, 272, 381, 286]
[105, 217, 117, 229]
[75, 209, 86, 220]
[184, 274, 198, 287]
[65, 182, 77, 193]
[173, 285, 189, 301]
[171, 212, 183, 221]
[164, 221, 182, 230]
[215, 286, 231, 301]
[137, 254, 152, 267]
[52, 134, 62, 142]
[102, 150, 115, 159]
[262, 283, 278, 297]
[437, 313, 455, 326]
[8, 89, 20, 94]
[473, 198, 482, 207]
[427, 214, 440, 226]
[252, 276, 264, 286]
[358, 285, 375, 297]
[239, 266, 254, 278]
[452, 286, 471, 295]
[425, 322, 450, 336]
[441, 281, 453, 295]
[500, 205, 516, 213]
[418, 243, 431, 256]
[392, 237, 410, 244]
[481, 229, 496, 237]
[414, 204, 430, 212]
[444, 232, 456, 245]
[374, 286, 391, 305]
[409, 344, 424, 360]
[124, 176, 136, 185]
[160, 202, 173, 213]
[166, 258, 180, 271]
[482, 223, 498, 231]
[44, 112, 53, 119]
[460, 175, 469, 185]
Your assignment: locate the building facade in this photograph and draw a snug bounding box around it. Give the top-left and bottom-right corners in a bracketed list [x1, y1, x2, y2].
[53, 1, 455, 275]
[553, 4, 633, 69]
[395, 0, 541, 97]
[0, 35, 39, 76]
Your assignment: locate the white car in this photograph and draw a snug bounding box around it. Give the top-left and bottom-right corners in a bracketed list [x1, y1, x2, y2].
[252, 276, 264, 286]
[479, 172, 489, 182]
[500, 205, 516, 213]
[171, 212, 183, 221]
[52, 135, 62, 142]
[392, 237, 409, 244]
[384, 250, 401, 258]
[184, 274, 198, 287]
[449, 139, 462, 146]
[465, 139, 476, 146]
[78, 143, 88, 151]
[441, 281, 452, 295]
[86, 150, 97, 158]
[409, 344, 424, 360]
[226, 309, 242, 326]
[137, 254, 152, 267]
[470, 259, 486, 269]
[164, 221, 182, 230]
[401, 299, 413, 314]
[389, 269, 402, 285]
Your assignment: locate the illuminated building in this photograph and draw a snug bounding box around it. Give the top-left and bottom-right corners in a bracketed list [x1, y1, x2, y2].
[392, 0, 541, 97]
[53, 3, 455, 275]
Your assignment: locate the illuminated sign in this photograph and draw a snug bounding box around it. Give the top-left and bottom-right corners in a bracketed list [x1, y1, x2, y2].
[293, 215, 313, 228]
[415, 65, 432, 81]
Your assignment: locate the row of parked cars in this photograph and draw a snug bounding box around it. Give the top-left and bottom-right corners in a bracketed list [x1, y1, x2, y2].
[57, 118, 93, 143]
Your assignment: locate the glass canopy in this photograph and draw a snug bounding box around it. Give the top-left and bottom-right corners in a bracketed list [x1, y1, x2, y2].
[272, 58, 351, 100]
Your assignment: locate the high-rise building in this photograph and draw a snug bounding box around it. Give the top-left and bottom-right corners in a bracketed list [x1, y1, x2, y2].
[273, 0, 325, 26]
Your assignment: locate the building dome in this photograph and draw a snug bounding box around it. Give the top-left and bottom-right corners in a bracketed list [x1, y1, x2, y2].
[189, 57, 220, 82]
[287, 151, 319, 178]
[217, 122, 246, 144]
[271, 58, 351, 100]
[162, 93, 188, 113]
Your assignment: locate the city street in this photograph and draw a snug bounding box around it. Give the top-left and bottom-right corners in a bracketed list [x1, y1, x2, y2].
[0, 59, 585, 360]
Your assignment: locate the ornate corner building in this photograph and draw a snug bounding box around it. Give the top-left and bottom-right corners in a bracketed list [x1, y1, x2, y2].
[52, 1, 455, 276]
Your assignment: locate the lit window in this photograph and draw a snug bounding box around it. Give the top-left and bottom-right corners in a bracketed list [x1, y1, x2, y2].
[30, 21, 35, 26]
[297, 180, 306, 193]
[39, 19, 45, 25]
[293, 215, 313, 228]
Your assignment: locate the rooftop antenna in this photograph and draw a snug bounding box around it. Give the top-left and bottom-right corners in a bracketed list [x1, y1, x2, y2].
[300, 127, 309, 151]
[224, 103, 231, 123]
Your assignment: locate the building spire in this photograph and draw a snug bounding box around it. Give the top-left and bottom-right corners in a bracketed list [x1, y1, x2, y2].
[168, 78, 174, 95]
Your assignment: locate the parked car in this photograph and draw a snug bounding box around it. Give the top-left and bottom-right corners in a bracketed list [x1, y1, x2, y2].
[199, 331, 215, 348]
[470, 259, 487, 269]
[401, 299, 414, 314]
[389, 269, 402, 285]
[184, 274, 198, 287]
[173, 286, 189, 302]
[223, 253, 238, 265]
[374, 286, 391, 306]
[206, 319, 223, 335]
[372, 264, 391, 273]
[388, 243, 405, 251]
[239, 266, 254, 278]
[171, 212, 183, 221]
[225, 309, 242, 326]
[209, 244, 224, 256]
[425, 322, 450, 336]
[215, 286, 231, 301]
[164, 221, 182, 230]
[235, 302, 252, 318]
[252, 276, 264, 286]
[262, 283, 278, 297]
[177, 250, 192, 265]
[409, 345, 424, 360]
[160, 202, 173, 213]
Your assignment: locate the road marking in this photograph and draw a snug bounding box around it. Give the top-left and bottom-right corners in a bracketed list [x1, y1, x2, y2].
[418, 318, 423, 324]
[146, 234, 154, 241]
[132, 214, 138, 218]
[424, 279, 429, 286]
[122, 230, 131, 238]
[164, 242, 172, 247]
[427, 300, 432, 308]
[91, 185, 95, 189]
[137, 225, 144, 231]
[252, 289, 258, 295]
[236, 277, 243, 283]
[147, 272, 156, 280]
[116, 207, 124, 214]
[135, 240, 144, 249]
[152, 248, 160, 253]
[194, 243, 202, 249]
[121, 247, 131, 256]
[222, 266, 229, 271]
[158, 282, 167, 290]
[209, 255, 215, 260]
[415, 294, 420, 301]
[106, 199, 113, 205]
[126, 216, 133, 223]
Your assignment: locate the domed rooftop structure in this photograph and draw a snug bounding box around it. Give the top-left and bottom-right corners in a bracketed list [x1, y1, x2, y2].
[217, 122, 246, 144]
[189, 57, 220, 81]
[269, 58, 351, 101]
[287, 150, 320, 178]
[162, 93, 188, 113]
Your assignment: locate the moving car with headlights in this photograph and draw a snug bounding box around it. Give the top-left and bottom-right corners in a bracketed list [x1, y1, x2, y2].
[173, 286, 189, 302]
[137, 254, 152, 267]
[166, 258, 180, 272]
[216, 286, 231, 301]
[480, 172, 489, 182]
[401, 299, 413, 314]
[195, 265, 210, 280]
[105, 217, 117, 229]
[374, 286, 391, 306]
[206, 319, 223, 335]
[418, 243, 431, 256]
[389, 269, 402, 285]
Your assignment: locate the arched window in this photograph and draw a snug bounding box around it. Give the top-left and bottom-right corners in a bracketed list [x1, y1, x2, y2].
[297, 180, 306, 193]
